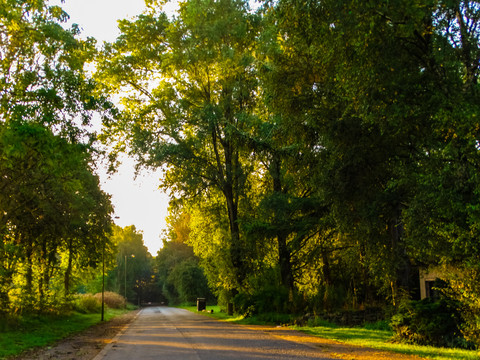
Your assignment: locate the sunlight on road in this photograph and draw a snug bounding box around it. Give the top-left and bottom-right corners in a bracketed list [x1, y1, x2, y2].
[95, 307, 332, 360]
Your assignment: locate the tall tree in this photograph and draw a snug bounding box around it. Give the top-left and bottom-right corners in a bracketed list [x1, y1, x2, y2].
[0, 0, 114, 313]
[97, 0, 260, 292]
[263, 0, 480, 306]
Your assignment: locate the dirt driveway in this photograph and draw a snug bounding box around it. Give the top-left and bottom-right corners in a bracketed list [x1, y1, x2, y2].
[11, 307, 426, 360]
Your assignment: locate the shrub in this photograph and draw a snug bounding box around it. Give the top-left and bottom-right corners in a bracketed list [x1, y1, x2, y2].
[94, 292, 125, 309]
[74, 294, 101, 314]
[441, 267, 480, 348]
[391, 297, 473, 348]
[232, 285, 292, 318]
[232, 292, 255, 317]
[253, 285, 289, 314]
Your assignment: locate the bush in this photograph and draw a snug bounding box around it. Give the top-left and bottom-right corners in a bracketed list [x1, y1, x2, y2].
[232, 285, 292, 318]
[441, 267, 480, 348]
[93, 292, 125, 309]
[74, 294, 101, 314]
[391, 297, 473, 348]
[232, 292, 255, 317]
[253, 285, 289, 314]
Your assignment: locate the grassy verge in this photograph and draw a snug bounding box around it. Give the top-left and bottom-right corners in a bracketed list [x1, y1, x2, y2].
[178, 305, 291, 325]
[294, 323, 479, 360]
[0, 308, 130, 359]
[181, 305, 479, 360]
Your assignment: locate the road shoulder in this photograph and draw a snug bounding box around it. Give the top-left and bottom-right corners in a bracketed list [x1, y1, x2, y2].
[10, 310, 140, 360]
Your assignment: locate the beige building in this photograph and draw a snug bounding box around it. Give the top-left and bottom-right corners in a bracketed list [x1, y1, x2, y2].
[419, 268, 442, 299]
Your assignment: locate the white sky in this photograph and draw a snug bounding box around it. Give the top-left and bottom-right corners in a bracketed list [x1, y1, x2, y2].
[53, 0, 173, 255]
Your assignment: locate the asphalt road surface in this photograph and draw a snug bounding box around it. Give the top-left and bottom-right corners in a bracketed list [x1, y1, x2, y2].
[93, 306, 335, 360]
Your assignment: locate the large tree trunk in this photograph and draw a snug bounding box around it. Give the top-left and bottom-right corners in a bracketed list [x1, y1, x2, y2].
[224, 179, 244, 290]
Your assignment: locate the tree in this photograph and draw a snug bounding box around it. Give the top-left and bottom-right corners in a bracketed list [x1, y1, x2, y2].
[105, 225, 153, 304]
[0, 121, 113, 311]
[261, 0, 480, 311]
[97, 0, 260, 292]
[0, 0, 113, 139]
[0, 0, 115, 313]
[155, 208, 212, 304]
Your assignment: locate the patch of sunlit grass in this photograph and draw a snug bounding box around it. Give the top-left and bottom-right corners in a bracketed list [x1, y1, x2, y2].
[180, 305, 292, 325]
[294, 325, 479, 360]
[179, 304, 246, 321]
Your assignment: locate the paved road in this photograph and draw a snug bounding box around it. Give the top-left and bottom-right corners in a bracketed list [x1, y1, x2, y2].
[93, 306, 334, 360]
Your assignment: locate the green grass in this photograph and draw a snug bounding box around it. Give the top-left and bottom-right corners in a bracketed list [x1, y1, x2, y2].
[294, 323, 479, 360]
[179, 305, 246, 322]
[0, 309, 129, 359]
[179, 305, 292, 325]
[181, 305, 480, 360]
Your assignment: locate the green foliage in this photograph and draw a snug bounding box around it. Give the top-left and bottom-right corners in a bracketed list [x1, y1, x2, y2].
[103, 225, 156, 304]
[93, 292, 126, 309]
[97, 0, 261, 294]
[0, 121, 113, 314]
[0, 0, 113, 137]
[156, 239, 213, 305]
[168, 259, 211, 303]
[0, 0, 115, 317]
[436, 266, 480, 348]
[232, 283, 290, 317]
[74, 294, 101, 314]
[391, 298, 472, 349]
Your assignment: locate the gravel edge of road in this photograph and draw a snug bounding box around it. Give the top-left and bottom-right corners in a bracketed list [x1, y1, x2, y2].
[91, 309, 143, 360]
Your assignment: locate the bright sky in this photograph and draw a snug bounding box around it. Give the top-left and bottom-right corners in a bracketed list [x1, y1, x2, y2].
[53, 0, 173, 255]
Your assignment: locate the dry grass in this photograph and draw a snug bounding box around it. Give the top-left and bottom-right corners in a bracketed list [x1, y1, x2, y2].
[94, 292, 126, 309]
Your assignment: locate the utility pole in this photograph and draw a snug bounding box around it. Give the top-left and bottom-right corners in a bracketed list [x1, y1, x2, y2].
[101, 243, 105, 321]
